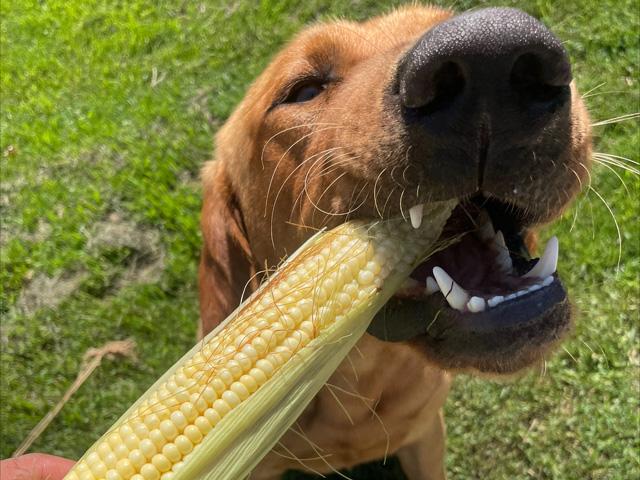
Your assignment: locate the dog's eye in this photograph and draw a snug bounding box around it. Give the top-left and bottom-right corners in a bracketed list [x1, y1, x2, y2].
[285, 82, 325, 103]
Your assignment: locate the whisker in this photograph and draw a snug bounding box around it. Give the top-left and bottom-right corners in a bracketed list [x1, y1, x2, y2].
[260, 122, 341, 169]
[306, 171, 349, 217]
[341, 182, 370, 225]
[288, 151, 348, 225]
[568, 168, 584, 233]
[381, 185, 398, 219]
[265, 126, 343, 218]
[591, 112, 639, 126]
[562, 346, 578, 365]
[582, 89, 629, 99]
[593, 152, 639, 166]
[268, 145, 345, 247]
[306, 153, 356, 180]
[580, 81, 606, 98]
[594, 159, 630, 194]
[588, 184, 622, 272]
[592, 154, 640, 176]
[398, 188, 407, 222]
[373, 167, 389, 219]
[593, 158, 639, 176]
[577, 160, 593, 188]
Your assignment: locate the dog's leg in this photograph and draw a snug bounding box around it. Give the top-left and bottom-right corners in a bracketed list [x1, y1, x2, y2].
[396, 409, 447, 480]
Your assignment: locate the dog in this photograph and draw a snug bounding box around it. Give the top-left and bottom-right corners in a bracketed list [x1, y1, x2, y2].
[197, 5, 591, 479]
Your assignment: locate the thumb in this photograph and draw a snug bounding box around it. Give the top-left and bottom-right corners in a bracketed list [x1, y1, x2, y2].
[0, 453, 75, 480]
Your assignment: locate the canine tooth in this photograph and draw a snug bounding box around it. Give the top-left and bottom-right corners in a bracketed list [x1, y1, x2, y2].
[492, 231, 513, 272]
[425, 276, 440, 295]
[523, 236, 559, 279]
[476, 211, 495, 241]
[516, 290, 527, 297]
[528, 284, 542, 293]
[432, 267, 470, 311]
[467, 296, 486, 313]
[542, 275, 554, 286]
[493, 230, 507, 249]
[505, 293, 517, 301]
[487, 296, 504, 307]
[496, 251, 513, 272]
[409, 204, 424, 229]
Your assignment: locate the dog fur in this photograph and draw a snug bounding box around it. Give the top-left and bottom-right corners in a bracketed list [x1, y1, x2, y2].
[197, 5, 591, 479]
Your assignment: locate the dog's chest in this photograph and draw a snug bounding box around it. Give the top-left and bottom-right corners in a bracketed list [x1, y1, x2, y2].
[273, 336, 451, 470]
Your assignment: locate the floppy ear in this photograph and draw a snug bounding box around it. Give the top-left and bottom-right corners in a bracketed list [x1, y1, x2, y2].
[198, 161, 259, 338]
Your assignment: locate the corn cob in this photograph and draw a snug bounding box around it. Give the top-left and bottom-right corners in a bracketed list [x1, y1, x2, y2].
[63, 200, 455, 480]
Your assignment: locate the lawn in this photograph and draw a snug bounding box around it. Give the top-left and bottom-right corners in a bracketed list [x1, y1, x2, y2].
[1, 1, 638, 479]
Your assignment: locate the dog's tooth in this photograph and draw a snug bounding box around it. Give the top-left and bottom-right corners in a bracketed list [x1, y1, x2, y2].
[476, 211, 495, 241]
[528, 284, 542, 293]
[487, 295, 504, 308]
[432, 267, 469, 311]
[496, 250, 513, 272]
[467, 296, 486, 313]
[493, 230, 507, 249]
[542, 275, 554, 286]
[409, 203, 424, 229]
[505, 293, 518, 301]
[492, 231, 513, 272]
[425, 276, 440, 295]
[523, 236, 559, 279]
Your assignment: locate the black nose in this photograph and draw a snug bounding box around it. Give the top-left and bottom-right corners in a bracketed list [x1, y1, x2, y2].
[398, 8, 571, 114]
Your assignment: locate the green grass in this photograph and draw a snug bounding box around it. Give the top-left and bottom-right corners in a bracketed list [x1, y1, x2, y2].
[1, 1, 638, 478]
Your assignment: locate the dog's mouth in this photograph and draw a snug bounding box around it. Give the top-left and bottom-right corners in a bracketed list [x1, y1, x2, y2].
[401, 196, 557, 311]
[367, 194, 572, 373]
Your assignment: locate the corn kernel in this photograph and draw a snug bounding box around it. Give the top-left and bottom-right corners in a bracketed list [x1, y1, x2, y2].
[140, 463, 160, 480]
[151, 453, 172, 473]
[106, 470, 123, 480]
[115, 458, 134, 478]
[148, 429, 167, 449]
[194, 416, 213, 435]
[90, 462, 107, 478]
[221, 390, 241, 408]
[161, 443, 181, 464]
[139, 438, 157, 459]
[230, 381, 250, 400]
[61, 211, 454, 480]
[128, 449, 146, 469]
[203, 408, 221, 427]
[174, 435, 193, 455]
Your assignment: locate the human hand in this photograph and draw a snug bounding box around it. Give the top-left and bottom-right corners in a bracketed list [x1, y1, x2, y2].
[0, 453, 74, 480]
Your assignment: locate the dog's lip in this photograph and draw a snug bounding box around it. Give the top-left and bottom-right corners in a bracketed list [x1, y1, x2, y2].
[368, 273, 567, 340]
[366, 200, 570, 360]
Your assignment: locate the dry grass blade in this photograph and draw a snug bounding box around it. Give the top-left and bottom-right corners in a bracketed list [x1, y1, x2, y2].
[12, 339, 137, 458]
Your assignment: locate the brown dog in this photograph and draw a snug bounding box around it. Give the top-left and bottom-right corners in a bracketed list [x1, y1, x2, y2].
[198, 5, 591, 479]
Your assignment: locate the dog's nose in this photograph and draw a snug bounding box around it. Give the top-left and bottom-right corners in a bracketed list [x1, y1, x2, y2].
[398, 8, 571, 114]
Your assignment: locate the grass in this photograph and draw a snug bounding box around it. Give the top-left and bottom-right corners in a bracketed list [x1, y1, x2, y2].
[0, 0, 638, 478]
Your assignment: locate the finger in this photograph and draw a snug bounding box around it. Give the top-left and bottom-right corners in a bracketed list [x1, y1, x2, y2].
[0, 453, 75, 480]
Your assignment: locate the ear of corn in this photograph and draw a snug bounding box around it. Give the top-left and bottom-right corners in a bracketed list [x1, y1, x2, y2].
[64, 200, 455, 480]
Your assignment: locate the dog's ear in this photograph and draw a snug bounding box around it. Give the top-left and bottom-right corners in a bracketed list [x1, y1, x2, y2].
[198, 161, 259, 338]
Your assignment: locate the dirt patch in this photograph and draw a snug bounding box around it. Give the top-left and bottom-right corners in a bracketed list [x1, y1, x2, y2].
[16, 271, 88, 315]
[13, 214, 166, 315]
[88, 213, 165, 287]
[88, 213, 161, 252]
